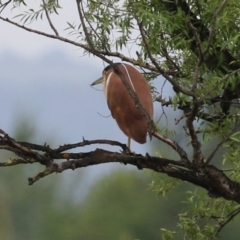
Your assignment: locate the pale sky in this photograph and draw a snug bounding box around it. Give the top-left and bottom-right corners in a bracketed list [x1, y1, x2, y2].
[0, 1, 82, 58]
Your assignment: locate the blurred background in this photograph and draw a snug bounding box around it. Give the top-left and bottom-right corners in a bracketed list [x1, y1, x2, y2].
[0, 1, 240, 239]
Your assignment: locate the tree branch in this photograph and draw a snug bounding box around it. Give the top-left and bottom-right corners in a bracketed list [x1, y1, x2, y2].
[1, 129, 240, 204]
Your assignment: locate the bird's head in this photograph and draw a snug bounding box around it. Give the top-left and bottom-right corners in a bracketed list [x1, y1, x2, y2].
[90, 63, 121, 86]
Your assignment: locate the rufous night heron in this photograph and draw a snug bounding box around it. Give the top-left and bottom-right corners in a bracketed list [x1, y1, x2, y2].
[91, 63, 153, 148]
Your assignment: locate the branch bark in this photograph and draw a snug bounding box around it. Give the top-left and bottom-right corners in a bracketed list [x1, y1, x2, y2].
[0, 129, 240, 204]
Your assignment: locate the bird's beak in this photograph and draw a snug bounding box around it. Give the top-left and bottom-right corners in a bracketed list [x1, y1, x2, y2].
[91, 77, 103, 86]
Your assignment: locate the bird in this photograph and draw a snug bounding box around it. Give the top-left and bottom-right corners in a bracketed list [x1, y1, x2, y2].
[91, 63, 153, 148]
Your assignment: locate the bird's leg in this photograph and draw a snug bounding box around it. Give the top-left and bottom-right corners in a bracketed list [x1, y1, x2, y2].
[127, 137, 131, 150]
[127, 138, 135, 155]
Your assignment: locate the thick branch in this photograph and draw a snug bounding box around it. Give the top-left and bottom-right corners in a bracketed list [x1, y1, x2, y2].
[0, 129, 240, 204]
[23, 149, 240, 204]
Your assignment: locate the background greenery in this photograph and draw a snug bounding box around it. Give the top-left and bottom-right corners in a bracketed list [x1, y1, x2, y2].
[0, 119, 238, 240]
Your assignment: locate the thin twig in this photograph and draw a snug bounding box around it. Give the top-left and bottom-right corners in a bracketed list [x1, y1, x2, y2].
[54, 138, 130, 153]
[188, 21, 203, 62]
[206, 130, 234, 164]
[132, 5, 195, 97]
[160, 47, 181, 74]
[199, 67, 240, 103]
[188, 21, 203, 94]
[152, 131, 189, 163]
[76, 0, 93, 48]
[217, 207, 240, 235]
[42, 0, 59, 36]
[203, 0, 228, 56]
[175, 114, 186, 125]
[0, 0, 12, 14]
[0, 157, 36, 167]
[80, 1, 105, 50]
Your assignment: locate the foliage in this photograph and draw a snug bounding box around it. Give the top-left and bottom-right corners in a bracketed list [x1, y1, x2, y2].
[1, 0, 240, 239]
